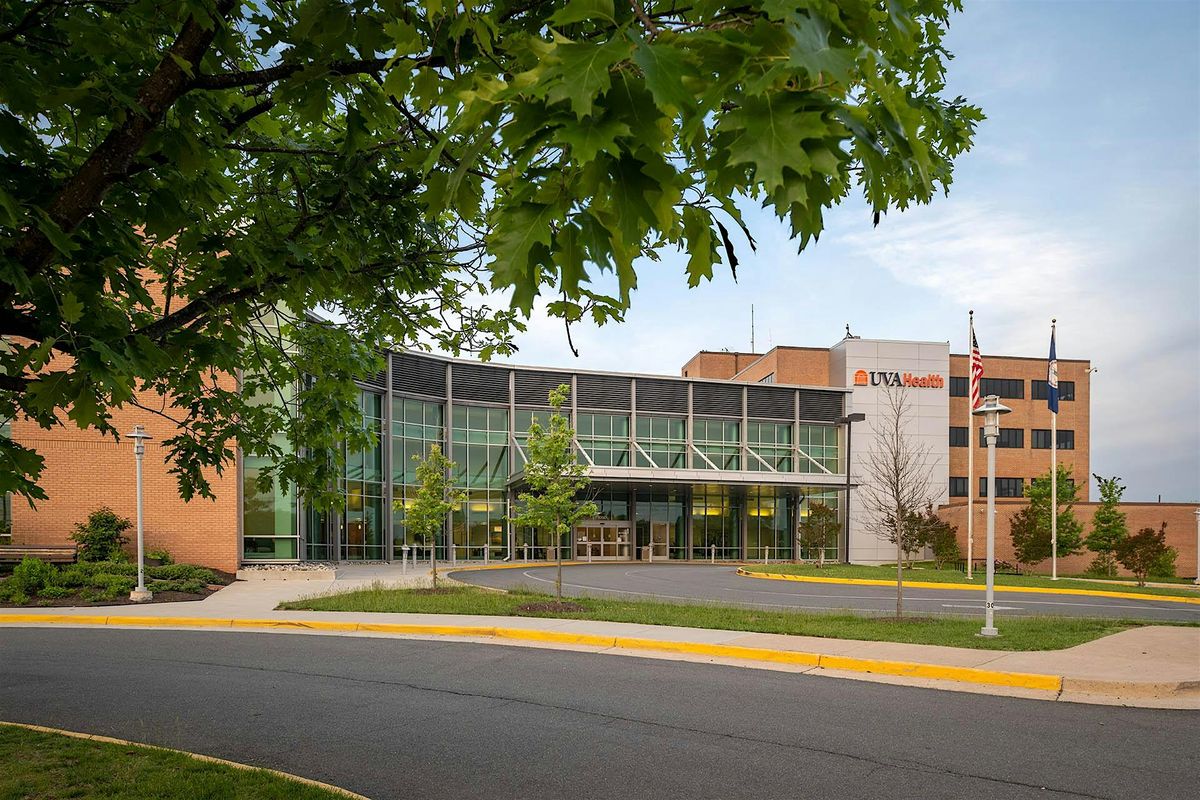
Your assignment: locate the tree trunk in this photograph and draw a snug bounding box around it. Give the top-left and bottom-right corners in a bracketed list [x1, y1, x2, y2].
[895, 515, 904, 620]
[430, 537, 438, 590]
[555, 516, 563, 601]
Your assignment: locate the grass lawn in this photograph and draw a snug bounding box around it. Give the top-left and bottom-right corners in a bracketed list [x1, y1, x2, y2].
[277, 584, 1191, 651]
[739, 563, 1200, 599]
[0, 724, 351, 799]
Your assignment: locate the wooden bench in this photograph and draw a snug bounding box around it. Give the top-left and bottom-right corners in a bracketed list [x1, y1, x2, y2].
[0, 545, 78, 564]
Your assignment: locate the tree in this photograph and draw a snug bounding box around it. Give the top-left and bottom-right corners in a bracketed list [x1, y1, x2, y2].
[70, 507, 132, 562]
[860, 386, 934, 618]
[1115, 523, 1174, 587]
[0, 1, 982, 510]
[1007, 464, 1083, 568]
[796, 502, 840, 567]
[911, 504, 960, 569]
[403, 444, 465, 590]
[1086, 474, 1128, 577]
[511, 385, 597, 602]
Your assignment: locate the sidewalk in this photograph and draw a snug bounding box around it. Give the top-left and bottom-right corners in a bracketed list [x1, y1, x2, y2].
[2, 570, 1197, 708]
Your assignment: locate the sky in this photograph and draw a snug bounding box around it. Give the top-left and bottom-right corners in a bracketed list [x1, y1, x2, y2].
[447, 1, 1200, 503]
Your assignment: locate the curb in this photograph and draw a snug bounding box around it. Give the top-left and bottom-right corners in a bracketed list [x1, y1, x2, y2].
[0, 612, 1061, 693]
[735, 568, 1200, 605]
[0, 720, 369, 799]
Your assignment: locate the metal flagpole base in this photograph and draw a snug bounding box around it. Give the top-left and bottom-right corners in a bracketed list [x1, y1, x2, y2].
[977, 627, 999, 638]
[129, 589, 154, 603]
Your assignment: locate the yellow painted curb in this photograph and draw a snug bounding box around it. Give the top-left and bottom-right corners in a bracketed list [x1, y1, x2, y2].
[736, 568, 1200, 605]
[0, 720, 370, 799]
[0, 613, 1064, 693]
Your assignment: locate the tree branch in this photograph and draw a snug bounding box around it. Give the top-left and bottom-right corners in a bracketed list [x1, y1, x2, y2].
[191, 56, 394, 90]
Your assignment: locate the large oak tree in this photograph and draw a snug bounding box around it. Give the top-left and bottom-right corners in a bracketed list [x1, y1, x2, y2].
[0, 0, 981, 509]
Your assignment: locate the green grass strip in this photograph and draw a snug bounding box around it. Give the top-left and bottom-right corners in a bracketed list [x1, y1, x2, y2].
[739, 563, 1200, 598]
[0, 724, 353, 800]
[278, 585, 1196, 652]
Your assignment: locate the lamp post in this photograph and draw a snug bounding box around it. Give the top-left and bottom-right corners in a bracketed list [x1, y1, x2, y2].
[126, 425, 153, 602]
[972, 395, 1011, 636]
[835, 412, 866, 563]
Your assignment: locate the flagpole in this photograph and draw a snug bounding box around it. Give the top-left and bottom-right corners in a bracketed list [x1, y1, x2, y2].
[966, 311, 974, 580]
[1051, 319, 1058, 581]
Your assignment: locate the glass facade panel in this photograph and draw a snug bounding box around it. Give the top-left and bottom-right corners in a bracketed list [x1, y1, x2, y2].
[450, 405, 509, 560]
[577, 413, 630, 467]
[796, 424, 839, 473]
[797, 488, 841, 562]
[747, 421, 793, 472]
[691, 484, 740, 559]
[634, 415, 686, 468]
[693, 418, 740, 470]
[634, 487, 686, 559]
[242, 432, 300, 561]
[391, 398, 444, 559]
[745, 486, 791, 559]
[339, 390, 385, 560]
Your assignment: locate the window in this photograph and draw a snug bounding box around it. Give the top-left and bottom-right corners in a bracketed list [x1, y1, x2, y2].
[690, 484, 741, 559]
[693, 418, 740, 470]
[747, 420, 792, 471]
[635, 415, 687, 468]
[980, 427, 1024, 448]
[949, 427, 969, 447]
[576, 413, 630, 467]
[757, 373, 776, 384]
[949, 376, 968, 397]
[949, 477, 968, 497]
[1031, 429, 1074, 450]
[796, 424, 839, 473]
[981, 477, 1024, 498]
[1033, 380, 1075, 401]
[979, 378, 1024, 399]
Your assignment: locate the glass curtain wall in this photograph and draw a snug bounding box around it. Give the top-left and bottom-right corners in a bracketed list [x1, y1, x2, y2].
[635, 487, 686, 559]
[693, 418, 740, 470]
[747, 421, 793, 471]
[634, 415, 686, 468]
[451, 405, 508, 560]
[576, 413, 630, 466]
[797, 488, 841, 562]
[797, 424, 839, 473]
[341, 391, 384, 560]
[391, 398, 444, 560]
[746, 486, 791, 560]
[691, 484, 741, 559]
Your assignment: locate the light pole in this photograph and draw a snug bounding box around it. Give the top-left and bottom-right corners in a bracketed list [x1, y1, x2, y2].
[835, 412, 866, 563]
[972, 394, 1011, 636]
[1193, 509, 1199, 586]
[126, 425, 153, 602]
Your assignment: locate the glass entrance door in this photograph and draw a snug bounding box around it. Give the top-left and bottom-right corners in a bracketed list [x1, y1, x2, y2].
[573, 520, 632, 561]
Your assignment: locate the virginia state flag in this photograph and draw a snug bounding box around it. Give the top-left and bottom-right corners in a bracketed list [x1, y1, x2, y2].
[1047, 328, 1059, 414]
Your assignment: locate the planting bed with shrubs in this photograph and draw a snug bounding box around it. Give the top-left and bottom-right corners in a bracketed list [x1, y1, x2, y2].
[0, 558, 232, 607]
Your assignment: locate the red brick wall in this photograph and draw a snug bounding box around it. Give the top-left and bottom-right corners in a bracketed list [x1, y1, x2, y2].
[938, 499, 1198, 579]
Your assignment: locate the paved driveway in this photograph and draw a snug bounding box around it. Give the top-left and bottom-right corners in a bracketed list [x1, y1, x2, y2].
[2, 628, 1196, 800]
[451, 564, 1200, 621]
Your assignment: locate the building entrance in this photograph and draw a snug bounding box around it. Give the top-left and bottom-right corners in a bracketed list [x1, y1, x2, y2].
[573, 520, 632, 561]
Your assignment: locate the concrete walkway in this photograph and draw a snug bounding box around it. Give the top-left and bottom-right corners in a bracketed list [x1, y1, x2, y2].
[2, 566, 1197, 708]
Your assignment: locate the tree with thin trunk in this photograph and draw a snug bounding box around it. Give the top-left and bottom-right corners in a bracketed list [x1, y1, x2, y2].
[1086, 474, 1128, 577]
[797, 501, 841, 567]
[860, 386, 934, 619]
[511, 385, 598, 602]
[403, 444, 465, 590]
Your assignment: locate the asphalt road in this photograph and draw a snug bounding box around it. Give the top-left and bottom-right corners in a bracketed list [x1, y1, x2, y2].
[1, 628, 1196, 800]
[451, 564, 1200, 621]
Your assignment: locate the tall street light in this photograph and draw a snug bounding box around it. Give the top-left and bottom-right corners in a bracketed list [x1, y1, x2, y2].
[972, 394, 1010, 637]
[126, 424, 153, 603]
[835, 412, 866, 563]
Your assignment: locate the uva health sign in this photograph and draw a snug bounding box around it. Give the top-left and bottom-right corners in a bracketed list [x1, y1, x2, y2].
[853, 369, 945, 389]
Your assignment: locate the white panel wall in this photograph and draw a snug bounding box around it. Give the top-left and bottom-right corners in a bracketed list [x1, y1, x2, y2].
[831, 338, 950, 564]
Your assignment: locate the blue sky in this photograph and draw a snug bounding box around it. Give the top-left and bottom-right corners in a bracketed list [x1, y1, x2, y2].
[474, 0, 1200, 502]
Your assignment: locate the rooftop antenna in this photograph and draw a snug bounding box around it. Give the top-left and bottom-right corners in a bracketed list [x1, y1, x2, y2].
[750, 304, 756, 352]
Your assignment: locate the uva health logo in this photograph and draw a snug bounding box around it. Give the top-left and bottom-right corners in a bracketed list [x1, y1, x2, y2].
[853, 369, 944, 389]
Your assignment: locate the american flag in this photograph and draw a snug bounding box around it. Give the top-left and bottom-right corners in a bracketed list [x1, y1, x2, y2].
[969, 325, 984, 409]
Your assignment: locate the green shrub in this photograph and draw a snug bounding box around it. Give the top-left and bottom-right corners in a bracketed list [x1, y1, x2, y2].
[71, 507, 132, 561]
[78, 588, 102, 602]
[1149, 546, 1177, 579]
[38, 585, 70, 599]
[11, 557, 58, 595]
[58, 566, 89, 587]
[148, 564, 215, 583]
[7, 590, 30, 605]
[178, 579, 207, 594]
[89, 573, 136, 595]
[146, 548, 174, 565]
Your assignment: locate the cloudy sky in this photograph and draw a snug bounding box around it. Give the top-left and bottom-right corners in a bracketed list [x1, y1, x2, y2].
[460, 1, 1200, 502]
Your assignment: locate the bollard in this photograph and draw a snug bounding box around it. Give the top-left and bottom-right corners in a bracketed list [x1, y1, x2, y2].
[710, 543, 715, 563]
[765, 546, 770, 564]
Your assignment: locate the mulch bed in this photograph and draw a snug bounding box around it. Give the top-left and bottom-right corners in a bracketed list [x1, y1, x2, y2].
[0, 570, 236, 609]
[516, 600, 587, 614]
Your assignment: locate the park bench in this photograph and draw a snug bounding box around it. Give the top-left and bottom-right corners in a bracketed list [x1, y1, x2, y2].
[0, 545, 78, 564]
